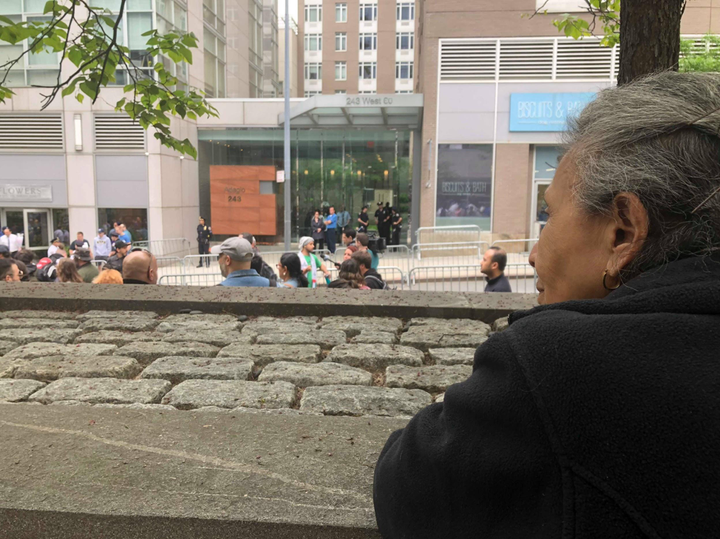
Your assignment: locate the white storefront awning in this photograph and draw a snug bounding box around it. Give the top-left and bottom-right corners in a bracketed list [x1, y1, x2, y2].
[278, 94, 424, 129]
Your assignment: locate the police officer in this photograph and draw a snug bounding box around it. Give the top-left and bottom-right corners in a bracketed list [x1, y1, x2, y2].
[391, 208, 403, 246]
[197, 217, 213, 268]
[381, 202, 393, 246]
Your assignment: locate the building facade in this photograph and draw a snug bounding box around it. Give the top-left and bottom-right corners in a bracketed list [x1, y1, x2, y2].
[279, 17, 300, 98]
[298, 0, 419, 97]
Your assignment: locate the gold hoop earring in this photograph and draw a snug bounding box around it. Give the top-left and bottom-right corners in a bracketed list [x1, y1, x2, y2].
[603, 270, 621, 291]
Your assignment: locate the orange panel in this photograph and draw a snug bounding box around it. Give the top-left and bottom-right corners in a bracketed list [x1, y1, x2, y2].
[210, 166, 278, 236]
[210, 166, 276, 182]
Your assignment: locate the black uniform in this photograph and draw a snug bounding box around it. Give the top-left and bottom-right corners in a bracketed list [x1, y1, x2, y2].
[380, 205, 392, 245]
[358, 211, 369, 232]
[197, 224, 213, 267]
[391, 211, 403, 246]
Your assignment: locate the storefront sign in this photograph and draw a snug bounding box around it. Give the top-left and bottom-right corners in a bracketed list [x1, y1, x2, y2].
[209, 166, 277, 236]
[0, 185, 53, 202]
[509, 93, 596, 132]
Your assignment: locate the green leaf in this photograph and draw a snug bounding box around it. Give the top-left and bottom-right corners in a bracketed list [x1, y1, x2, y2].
[43, 0, 55, 14]
[76, 93, 84, 103]
[79, 82, 98, 100]
[179, 47, 193, 64]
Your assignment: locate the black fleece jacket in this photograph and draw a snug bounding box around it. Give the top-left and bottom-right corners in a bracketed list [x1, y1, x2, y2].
[374, 256, 720, 539]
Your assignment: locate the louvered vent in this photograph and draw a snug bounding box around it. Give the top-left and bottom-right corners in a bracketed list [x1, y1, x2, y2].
[0, 114, 63, 151]
[440, 41, 497, 81]
[94, 115, 145, 151]
[556, 39, 614, 79]
[499, 40, 553, 80]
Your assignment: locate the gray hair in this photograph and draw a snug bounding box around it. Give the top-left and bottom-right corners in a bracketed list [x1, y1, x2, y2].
[565, 71, 720, 277]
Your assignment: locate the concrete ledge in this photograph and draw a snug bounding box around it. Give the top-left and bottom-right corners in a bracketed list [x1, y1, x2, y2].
[0, 283, 537, 323]
[0, 403, 408, 538]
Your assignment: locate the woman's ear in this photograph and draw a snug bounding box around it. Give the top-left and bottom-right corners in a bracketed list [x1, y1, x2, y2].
[606, 192, 649, 276]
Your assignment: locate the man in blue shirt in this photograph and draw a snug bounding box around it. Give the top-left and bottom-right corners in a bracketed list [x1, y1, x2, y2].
[324, 206, 338, 254]
[211, 237, 271, 287]
[117, 223, 132, 244]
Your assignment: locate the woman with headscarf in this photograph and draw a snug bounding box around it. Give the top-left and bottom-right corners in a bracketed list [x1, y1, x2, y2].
[374, 72, 720, 538]
[297, 237, 331, 288]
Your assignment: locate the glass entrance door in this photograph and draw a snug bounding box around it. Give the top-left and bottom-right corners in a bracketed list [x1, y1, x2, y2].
[24, 209, 51, 251]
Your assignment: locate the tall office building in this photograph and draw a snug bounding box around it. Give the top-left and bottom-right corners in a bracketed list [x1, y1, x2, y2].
[298, 0, 419, 96]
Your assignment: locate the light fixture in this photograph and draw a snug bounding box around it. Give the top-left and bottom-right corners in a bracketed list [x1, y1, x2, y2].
[304, 170, 309, 175]
[73, 114, 82, 151]
[384, 170, 389, 177]
[357, 171, 362, 176]
[180, 155, 185, 160]
[330, 170, 335, 175]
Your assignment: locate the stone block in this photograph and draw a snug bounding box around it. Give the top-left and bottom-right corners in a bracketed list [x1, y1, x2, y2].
[74, 331, 163, 346]
[400, 331, 489, 351]
[76, 310, 157, 320]
[429, 348, 477, 366]
[0, 341, 19, 356]
[254, 316, 318, 324]
[0, 310, 75, 320]
[351, 331, 399, 345]
[155, 321, 242, 333]
[320, 316, 403, 337]
[407, 318, 491, 334]
[217, 344, 322, 367]
[492, 316, 510, 333]
[81, 317, 159, 332]
[0, 319, 79, 329]
[4, 343, 117, 360]
[300, 385, 432, 417]
[161, 313, 240, 324]
[0, 355, 142, 382]
[161, 380, 297, 410]
[385, 364, 472, 393]
[0, 379, 45, 402]
[242, 321, 318, 336]
[327, 344, 423, 371]
[114, 342, 219, 365]
[258, 362, 372, 387]
[28, 377, 171, 405]
[140, 357, 254, 385]
[5, 328, 83, 346]
[161, 330, 252, 347]
[256, 330, 346, 349]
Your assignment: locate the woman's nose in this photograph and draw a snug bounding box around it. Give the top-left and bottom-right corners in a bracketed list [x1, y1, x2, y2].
[529, 244, 538, 269]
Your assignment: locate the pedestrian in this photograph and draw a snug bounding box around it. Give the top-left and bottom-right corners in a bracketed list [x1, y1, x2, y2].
[381, 202, 393, 245]
[12, 249, 36, 280]
[297, 236, 331, 288]
[342, 227, 357, 247]
[211, 237, 271, 287]
[357, 205, 370, 232]
[356, 233, 379, 269]
[13, 260, 29, 282]
[276, 252, 309, 288]
[122, 249, 158, 285]
[391, 208, 403, 246]
[56, 259, 84, 283]
[109, 230, 119, 250]
[251, 255, 277, 287]
[343, 244, 359, 261]
[240, 232, 276, 280]
[324, 206, 338, 254]
[117, 223, 131, 244]
[328, 258, 369, 290]
[0, 245, 8, 259]
[69, 232, 90, 256]
[0, 226, 22, 254]
[74, 248, 100, 283]
[104, 240, 130, 272]
[92, 269, 123, 284]
[94, 229, 112, 260]
[311, 210, 326, 251]
[47, 237, 63, 257]
[337, 206, 351, 230]
[481, 247, 512, 293]
[352, 250, 387, 289]
[0, 258, 20, 282]
[196, 217, 213, 268]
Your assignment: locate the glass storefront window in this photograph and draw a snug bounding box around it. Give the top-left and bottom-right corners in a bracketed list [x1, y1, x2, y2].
[532, 146, 563, 234]
[436, 144, 493, 230]
[198, 129, 412, 244]
[98, 209, 149, 242]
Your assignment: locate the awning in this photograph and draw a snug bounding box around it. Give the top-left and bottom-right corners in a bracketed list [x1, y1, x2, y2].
[278, 94, 424, 129]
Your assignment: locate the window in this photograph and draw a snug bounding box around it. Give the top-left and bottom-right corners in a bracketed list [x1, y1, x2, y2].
[305, 90, 320, 97]
[156, 0, 189, 89]
[203, 0, 225, 34]
[533, 146, 562, 227]
[396, 32, 414, 50]
[359, 33, 377, 51]
[304, 4, 322, 23]
[335, 32, 347, 52]
[359, 90, 375, 94]
[335, 61, 347, 81]
[396, 90, 414, 94]
[396, 61, 413, 79]
[335, 89, 347, 94]
[396, 2, 415, 21]
[98, 209, 149, 242]
[304, 63, 322, 80]
[359, 62, 376, 79]
[359, 3, 377, 21]
[335, 2, 347, 22]
[204, 28, 226, 97]
[304, 33, 322, 51]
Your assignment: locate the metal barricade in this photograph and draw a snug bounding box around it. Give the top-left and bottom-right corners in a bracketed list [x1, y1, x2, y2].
[325, 266, 405, 290]
[156, 256, 184, 273]
[408, 263, 537, 293]
[183, 254, 220, 271]
[489, 238, 538, 268]
[379, 245, 412, 275]
[504, 263, 538, 294]
[90, 260, 107, 271]
[415, 225, 482, 245]
[411, 241, 489, 266]
[134, 238, 192, 258]
[158, 273, 224, 286]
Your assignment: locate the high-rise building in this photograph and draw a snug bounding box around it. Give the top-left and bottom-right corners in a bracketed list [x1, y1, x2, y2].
[279, 17, 300, 97]
[298, 0, 419, 97]
[262, 0, 282, 96]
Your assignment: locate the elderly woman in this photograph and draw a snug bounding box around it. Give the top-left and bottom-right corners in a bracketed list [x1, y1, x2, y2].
[374, 72, 720, 538]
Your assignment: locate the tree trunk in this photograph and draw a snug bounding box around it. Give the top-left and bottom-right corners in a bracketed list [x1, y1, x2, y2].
[618, 0, 684, 85]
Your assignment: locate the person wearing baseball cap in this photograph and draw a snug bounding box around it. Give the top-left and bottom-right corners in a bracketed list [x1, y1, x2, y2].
[104, 240, 130, 273]
[94, 228, 112, 260]
[74, 248, 99, 283]
[211, 237, 271, 287]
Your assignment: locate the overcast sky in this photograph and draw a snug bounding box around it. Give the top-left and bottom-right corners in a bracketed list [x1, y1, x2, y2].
[278, 0, 299, 23]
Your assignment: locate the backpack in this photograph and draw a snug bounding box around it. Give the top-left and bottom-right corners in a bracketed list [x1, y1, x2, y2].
[364, 274, 389, 290]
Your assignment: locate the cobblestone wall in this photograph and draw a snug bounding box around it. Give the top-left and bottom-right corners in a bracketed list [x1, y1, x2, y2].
[0, 310, 509, 418]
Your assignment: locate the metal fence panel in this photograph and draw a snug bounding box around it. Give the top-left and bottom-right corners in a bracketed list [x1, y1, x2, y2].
[415, 225, 482, 246]
[408, 263, 536, 293]
[158, 273, 224, 286]
[91, 260, 107, 270]
[135, 238, 192, 258]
